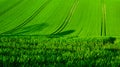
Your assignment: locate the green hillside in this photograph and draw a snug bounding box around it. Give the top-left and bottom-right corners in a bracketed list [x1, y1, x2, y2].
[0, 0, 120, 37]
[1, 0, 120, 66]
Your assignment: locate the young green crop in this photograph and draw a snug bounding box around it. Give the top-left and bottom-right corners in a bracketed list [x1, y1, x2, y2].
[1, 36, 120, 66]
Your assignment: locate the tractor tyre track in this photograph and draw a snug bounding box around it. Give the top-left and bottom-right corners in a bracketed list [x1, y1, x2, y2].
[1, 0, 52, 35]
[101, 2, 107, 36]
[51, 0, 79, 35]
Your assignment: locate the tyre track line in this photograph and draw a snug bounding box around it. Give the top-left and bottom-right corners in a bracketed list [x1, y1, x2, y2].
[101, 1, 106, 36]
[51, 0, 79, 35]
[1, 0, 52, 35]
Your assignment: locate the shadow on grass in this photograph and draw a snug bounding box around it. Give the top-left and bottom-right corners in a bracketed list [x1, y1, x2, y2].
[13, 23, 48, 35]
[48, 30, 75, 38]
[103, 37, 116, 44]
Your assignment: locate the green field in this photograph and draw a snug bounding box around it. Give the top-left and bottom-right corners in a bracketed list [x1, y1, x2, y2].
[0, 0, 120, 37]
[0, 0, 120, 66]
[1, 36, 120, 66]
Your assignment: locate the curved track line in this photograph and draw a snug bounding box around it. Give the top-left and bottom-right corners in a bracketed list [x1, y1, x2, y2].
[1, 0, 52, 35]
[51, 0, 79, 35]
[0, 0, 23, 16]
[76, 27, 83, 36]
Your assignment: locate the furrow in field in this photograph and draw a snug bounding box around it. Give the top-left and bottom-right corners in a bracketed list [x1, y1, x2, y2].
[25, 0, 75, 35]
[1, 0, 52, 35]
[73, 0, 90, 37]
[101, 1, 107, 36]
[0, 0, 23, 16]
[51, 0, 79, 35]
[0, 0, 45, 34]
[66, 0, 90, 37]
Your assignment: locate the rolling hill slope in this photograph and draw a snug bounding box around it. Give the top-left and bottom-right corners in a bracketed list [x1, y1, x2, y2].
[0, 0, 120, 37]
